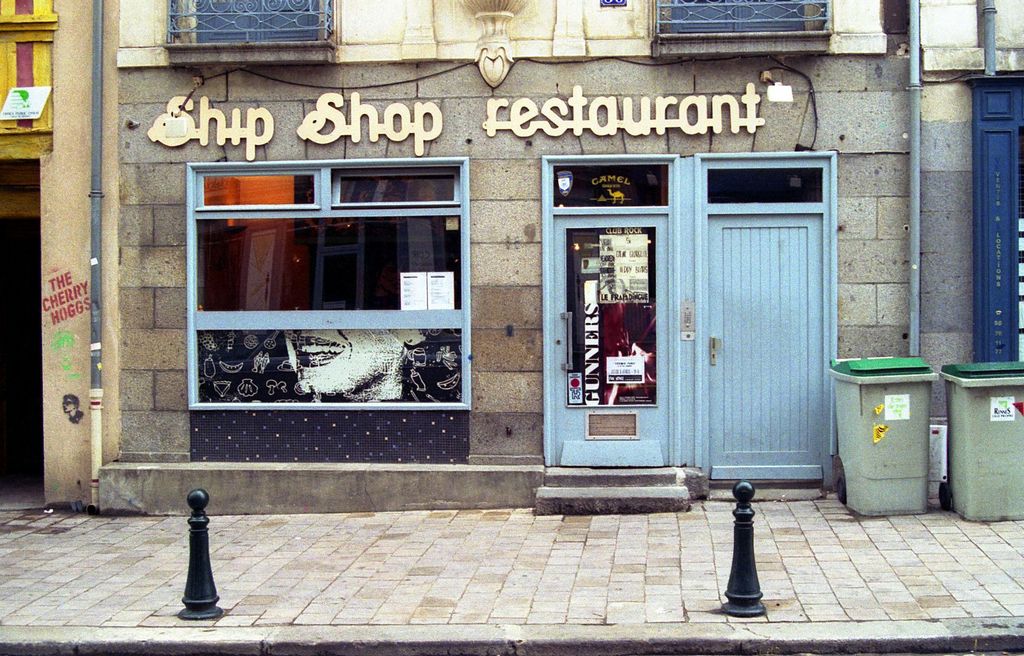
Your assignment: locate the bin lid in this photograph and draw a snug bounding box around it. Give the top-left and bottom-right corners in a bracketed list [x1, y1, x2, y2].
[830, 357, 933, 376]
[941, 361, 1024, 378]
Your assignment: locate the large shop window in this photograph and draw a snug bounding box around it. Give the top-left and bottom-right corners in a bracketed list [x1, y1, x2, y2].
[187, 161, 470, 409]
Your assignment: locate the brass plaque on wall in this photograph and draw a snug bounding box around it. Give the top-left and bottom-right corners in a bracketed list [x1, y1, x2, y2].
[586, 412, 638, 440]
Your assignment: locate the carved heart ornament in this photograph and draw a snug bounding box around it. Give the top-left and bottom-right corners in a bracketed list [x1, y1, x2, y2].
[479, 49, 511, 88]
[458, 0, 532, 88]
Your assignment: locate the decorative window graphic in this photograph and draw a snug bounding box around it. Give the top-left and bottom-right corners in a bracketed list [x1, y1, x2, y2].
[188, 161, 470, 409]
[197, 329, 462, 404]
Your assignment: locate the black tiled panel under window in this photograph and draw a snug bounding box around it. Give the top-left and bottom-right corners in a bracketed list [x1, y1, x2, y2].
[191, 410, 469, 464]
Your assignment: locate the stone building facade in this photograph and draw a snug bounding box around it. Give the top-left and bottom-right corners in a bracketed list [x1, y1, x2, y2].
[29, 0, 1004, 514]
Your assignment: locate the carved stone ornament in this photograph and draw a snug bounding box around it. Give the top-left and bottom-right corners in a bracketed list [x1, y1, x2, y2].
[459, 0, 530, 88]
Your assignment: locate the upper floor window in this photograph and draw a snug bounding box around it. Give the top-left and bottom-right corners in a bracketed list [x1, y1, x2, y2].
[168, 0, 333, 44]
[656, 0, 829, 34]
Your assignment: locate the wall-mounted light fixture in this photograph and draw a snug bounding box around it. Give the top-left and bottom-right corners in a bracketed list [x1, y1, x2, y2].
[760, 70, 793, 103]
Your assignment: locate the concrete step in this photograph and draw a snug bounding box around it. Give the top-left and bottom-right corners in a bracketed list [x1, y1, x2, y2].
[709, 480, 824, 502]
[534, 485, 691, 515]
[542, 467, 680, 488]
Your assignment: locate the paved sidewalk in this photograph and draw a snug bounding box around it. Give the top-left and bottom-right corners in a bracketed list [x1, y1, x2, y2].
[1, 497, 1023, 654]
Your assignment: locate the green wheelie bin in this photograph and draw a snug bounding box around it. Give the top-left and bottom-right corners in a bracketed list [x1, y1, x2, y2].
[830, 357, 938, 515]
[940, 362, 1024, 521]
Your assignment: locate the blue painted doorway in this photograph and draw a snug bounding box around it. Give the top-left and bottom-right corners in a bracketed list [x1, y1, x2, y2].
[542, 154, 836, 479]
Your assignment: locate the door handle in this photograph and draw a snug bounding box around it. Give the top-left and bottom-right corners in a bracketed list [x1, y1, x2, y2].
[710, 336, 721, 366]
[561, 311, 573, 371]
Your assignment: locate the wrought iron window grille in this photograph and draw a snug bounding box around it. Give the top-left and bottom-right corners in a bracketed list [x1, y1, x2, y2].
[656, 0, 829, 34]
[168, 0, 334, 44]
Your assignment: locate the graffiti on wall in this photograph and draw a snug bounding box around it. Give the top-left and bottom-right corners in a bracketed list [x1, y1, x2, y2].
[42, 270, 89, 326]
[62, 393, 83, 424]
[50, 329, 81, 381]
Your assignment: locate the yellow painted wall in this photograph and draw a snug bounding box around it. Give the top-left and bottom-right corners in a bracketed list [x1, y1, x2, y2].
[0, 0, 55, 157]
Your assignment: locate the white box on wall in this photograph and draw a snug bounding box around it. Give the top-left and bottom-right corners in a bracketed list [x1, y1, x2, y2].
[928, 423, 947, 499]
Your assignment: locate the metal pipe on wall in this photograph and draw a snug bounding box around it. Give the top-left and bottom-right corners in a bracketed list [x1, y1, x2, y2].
[88, 0, 105, 514]
[983, 0, 997, 76]
[909, 0, 921, 356]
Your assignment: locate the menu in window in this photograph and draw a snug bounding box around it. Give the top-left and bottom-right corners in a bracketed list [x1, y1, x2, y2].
[427, 272, 455, 310]
[400, 272, 428, 310]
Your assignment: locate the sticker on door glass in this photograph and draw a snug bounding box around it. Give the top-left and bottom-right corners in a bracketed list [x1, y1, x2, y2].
[990, 396, 1016, 422]
[599, 229, 649, 304]
[606, 355, 644, 384]
[567, 372, 584, 405]
[884, 394, 910, 420]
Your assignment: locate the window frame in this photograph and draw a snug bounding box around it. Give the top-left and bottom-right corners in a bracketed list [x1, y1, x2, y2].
[168, 0, 334, 45]
[186, 158, 472, 410]
[655, 0, 830, 35]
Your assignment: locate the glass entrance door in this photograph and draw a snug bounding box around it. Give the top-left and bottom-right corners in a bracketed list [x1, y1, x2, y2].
[549, 219, 669, 466]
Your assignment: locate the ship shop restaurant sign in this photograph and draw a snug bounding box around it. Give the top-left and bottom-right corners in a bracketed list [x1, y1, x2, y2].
[148, 84, 766, 161]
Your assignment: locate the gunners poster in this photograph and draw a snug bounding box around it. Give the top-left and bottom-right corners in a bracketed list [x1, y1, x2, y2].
[567, 226, 656, 407]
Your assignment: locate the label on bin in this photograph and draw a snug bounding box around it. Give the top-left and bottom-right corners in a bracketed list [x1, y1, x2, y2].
[872, 424, 889, 443]
[884, 394, 910, 420]
[990, 396, 1016, 422]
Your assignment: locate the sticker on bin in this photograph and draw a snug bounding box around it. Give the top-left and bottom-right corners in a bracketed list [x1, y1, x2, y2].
[884, 394, 910, 420]
[990, 396, 1016, 422]
[872, 424, 889, 443]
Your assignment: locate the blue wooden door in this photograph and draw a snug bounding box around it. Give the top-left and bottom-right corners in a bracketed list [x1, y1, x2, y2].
[707, 214, 827, 479]
[546, 217, 670, 466]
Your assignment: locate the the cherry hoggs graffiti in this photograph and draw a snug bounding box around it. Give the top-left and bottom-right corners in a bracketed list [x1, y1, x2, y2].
[197, 329, 462, 404]
[42, 270, 88, 326]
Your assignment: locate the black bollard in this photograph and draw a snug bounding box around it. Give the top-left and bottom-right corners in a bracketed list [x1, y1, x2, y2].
[179, 489, 224, 620]
[721, 480, 766, 617]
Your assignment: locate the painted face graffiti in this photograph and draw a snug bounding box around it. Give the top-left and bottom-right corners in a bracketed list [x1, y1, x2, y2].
[62, 394, 84, 424]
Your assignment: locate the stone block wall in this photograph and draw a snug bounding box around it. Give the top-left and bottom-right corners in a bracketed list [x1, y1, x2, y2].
[117, 54, 915, 462]
[920, 81, 974, 415]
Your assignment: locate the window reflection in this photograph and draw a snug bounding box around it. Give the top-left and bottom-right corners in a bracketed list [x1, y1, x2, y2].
[203, 175, 315, 206]
[197, 216, 461, 311]
[335, 174, 455, 204]
[707, 168, 822, 203]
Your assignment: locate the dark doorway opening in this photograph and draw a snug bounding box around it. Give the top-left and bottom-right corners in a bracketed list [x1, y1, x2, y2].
[0, 160, 43, 509]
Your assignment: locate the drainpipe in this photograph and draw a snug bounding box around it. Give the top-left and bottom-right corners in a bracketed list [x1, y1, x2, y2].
[909, 0, 921, 356]
[88, 0, 104, 514]
[983, 0, 997, 76]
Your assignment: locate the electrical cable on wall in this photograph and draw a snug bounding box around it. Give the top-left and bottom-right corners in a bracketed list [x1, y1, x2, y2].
[767, 56, 818, 151]
[178, 55, 821, 156]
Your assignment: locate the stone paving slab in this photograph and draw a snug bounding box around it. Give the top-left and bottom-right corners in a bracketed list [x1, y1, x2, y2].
[1, 498, 1023, 644]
